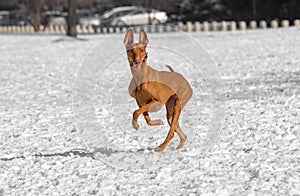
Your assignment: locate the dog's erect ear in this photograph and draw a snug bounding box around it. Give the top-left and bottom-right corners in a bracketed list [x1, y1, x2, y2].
[124, 29, 134, 46]
[139, 29, 149, 45]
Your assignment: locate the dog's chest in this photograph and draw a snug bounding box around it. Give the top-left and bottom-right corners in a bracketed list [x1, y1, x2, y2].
[132, 83, 165, 112]
[131, 83, 154, 103]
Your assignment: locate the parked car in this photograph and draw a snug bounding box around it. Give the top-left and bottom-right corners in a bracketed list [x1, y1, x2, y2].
[50, 14, 66, 25]
[42, 11, 67, 26]
[0, 11, 10, 25]
[100, 6, 139, 25]
[100, 6, 168, 26]
[0, 10, 29, 25]
[77, 9, 100, 26]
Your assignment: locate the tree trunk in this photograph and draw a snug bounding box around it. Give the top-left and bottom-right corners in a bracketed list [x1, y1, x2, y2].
[29, 0, 41, 32]
[67, 0, 77, 37]
[33, 11, 41, 32]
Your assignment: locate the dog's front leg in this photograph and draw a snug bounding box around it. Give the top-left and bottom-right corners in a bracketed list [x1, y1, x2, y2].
[132, 100, 162, 130]
[143, 113, 164, 126]
[136, 100, 163, 127]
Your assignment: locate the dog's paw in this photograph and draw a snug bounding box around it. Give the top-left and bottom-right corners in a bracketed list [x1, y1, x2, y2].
[148, 119, 164, 126]
[176, 143, 185, 150]
[154, 146, 165, 152]
[176, 140, 186, 150]
[132, 120, 139, 130]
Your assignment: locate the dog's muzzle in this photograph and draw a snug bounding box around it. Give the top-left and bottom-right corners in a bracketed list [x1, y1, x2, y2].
[131, 52, 148, 70]
[132, 62, 142, 70]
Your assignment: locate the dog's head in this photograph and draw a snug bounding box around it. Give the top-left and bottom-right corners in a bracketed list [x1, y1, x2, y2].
[124, 29, 149, 70]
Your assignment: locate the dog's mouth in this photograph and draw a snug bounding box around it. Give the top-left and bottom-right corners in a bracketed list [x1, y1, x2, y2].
[132, 62, 142, 70]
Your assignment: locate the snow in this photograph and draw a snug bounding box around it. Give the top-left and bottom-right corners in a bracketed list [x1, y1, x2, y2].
[0, 28, 300, 195]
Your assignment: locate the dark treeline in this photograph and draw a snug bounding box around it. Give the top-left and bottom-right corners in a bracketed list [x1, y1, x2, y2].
[222, 0, 300, 22]
[170, 0, 300, 22]
[0, 0, 299, 22]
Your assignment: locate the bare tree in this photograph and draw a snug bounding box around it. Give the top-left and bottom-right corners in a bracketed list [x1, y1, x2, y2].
[67, 0, 77, 37]
[27, 0, 44, 32]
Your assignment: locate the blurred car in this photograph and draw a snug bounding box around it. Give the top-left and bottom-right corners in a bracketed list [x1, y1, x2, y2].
[79, 16, 100, 26]
[100, 6, 139, 25]
[50, 13, 67, 25]
[42, 11, 67, 26]
[0, 10, 29, 25]
[101, 6, 168, 26]
[0, 11, 10, 25]
[77, 9, 100, 26]
[11, 11, 29, 25]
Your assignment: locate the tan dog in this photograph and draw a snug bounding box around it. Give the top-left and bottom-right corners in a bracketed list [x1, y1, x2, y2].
[124, 29, 193, 152]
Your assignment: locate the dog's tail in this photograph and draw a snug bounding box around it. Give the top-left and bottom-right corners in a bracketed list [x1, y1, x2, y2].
[166, 65, 174, 72]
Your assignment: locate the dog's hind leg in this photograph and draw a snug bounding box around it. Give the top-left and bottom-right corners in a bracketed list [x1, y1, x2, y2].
[174, 125, 186, 149]
[155, 95, 182, 152]
[165, 95, 187, 150]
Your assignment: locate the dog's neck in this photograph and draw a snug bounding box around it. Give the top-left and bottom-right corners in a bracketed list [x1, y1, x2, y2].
[131, 61, 151, 84]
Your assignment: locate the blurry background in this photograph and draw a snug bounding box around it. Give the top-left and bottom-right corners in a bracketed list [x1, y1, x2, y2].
[0, 0, 300, 28]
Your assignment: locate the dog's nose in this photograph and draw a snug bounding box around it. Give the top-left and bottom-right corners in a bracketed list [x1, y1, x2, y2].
[135, 58, 141, 63]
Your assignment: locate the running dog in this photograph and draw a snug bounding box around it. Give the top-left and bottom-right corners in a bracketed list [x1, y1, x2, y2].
[124, 29, 193, 152]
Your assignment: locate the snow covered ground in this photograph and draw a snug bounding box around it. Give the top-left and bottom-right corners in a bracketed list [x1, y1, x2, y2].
[0, 28, 299, 195]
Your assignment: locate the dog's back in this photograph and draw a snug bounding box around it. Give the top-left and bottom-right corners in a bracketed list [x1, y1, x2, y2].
[129, 66, 192, 108]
